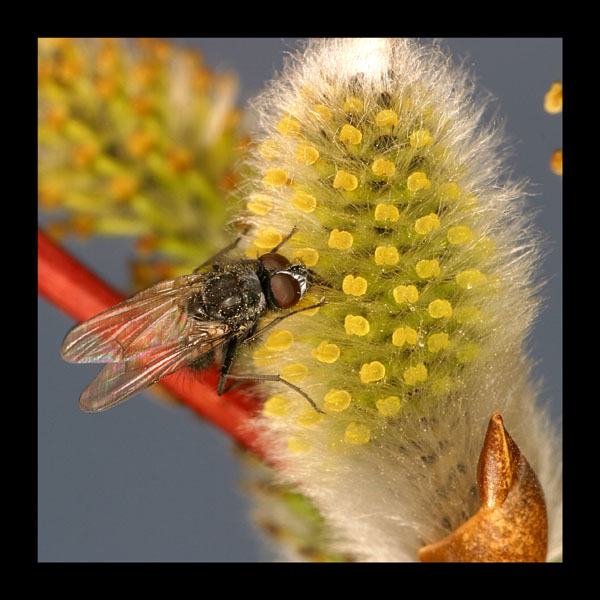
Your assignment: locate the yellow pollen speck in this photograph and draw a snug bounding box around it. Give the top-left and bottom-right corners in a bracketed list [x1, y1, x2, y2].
[360, 361, 386, 383]
[407, 172, 431, 191]
[280, 363, 309, 384]
[311, 104, 333, 121]
[263, 168, 289, 187]
[263, 395, 292, 417]
[291, 190, 317, 213]
[344, 96, 364, 113]
[344, 315, 370, 336]
[324, 389, 352, 412]
[293, 248, 319, 267]
[428, 332, 450, 353]
[333, 170, 358, 191]
[371, 158, 396, 177]
[393, 284, 418, 304]
[374, 204, 399, 222]
[296, 408, 325, 427]
[328, 229, 354, 249]
[392, 327, 417, 347]
[265, 330, 294, 351]
[339, 124, 363, 145]
[448, 226, 473, 245]
[375, 246, 399, 265]
[456, 269, 487, 289]
[246, 193, 273, 215]
[409, 129, 433, 148]
[404, 363, 428, 385]
[416, 259, 440, 278]
[376, 396, 402, 417]
[312, 341, 341, 364]
[544, 81, 562, 114]
[277, 115, 301, 136]
[254, 229, 283, 249]
[345, 422, 371, 445]
[550, 150, 563, 176]
[296, 144, 320, 164]
[287, 438, 311, 453]
[342, 274, 368, 296]
[375, 109, 399, 127]
[428, 299, 452, 319]
[414, 213, 440, 235]
[258, 140, 278, 160]
[439, 182, 462, 201]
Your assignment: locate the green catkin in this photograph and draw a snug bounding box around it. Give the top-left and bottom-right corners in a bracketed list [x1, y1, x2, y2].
[238, 39, 562, 562]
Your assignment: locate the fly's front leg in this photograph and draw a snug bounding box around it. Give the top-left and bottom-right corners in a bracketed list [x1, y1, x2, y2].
[193, 237, 244, 273]
[217, 338, 240, 395]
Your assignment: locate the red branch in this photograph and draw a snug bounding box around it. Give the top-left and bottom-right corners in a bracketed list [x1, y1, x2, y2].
[38, 228, 266, 459]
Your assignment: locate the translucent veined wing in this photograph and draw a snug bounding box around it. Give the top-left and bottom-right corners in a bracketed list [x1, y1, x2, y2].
[62, 273, 210, 364]
[77, 321, 229, 412]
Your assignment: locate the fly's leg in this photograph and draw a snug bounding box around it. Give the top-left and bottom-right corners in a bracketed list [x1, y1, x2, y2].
[241, 298, 327, 347]
[270, 226, 297, 253]
[217, 338, 240, 395]
[193, 237, 244, 273]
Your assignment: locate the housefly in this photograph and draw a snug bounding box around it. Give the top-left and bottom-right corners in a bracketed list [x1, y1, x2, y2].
[61, 228, 325, 413]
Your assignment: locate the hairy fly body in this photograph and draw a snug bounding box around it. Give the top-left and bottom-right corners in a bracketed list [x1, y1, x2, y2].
[62, 230, 325, 413]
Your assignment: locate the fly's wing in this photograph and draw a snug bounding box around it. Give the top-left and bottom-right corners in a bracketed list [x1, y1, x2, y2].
[62, 273, 209, 364]
[78, 322, 229, 412]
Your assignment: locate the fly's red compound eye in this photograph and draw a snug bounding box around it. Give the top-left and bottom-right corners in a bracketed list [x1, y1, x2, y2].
[270, 272, 302, 308]
[259, 252, 290, 271]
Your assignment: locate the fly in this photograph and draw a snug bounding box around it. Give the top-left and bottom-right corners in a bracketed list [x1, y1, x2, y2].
[61, 228, 326, 413]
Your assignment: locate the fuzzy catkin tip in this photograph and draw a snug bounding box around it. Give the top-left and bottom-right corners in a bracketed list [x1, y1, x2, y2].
[236, 38, 561, 562]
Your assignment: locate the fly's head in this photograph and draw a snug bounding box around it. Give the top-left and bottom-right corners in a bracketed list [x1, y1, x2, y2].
[258, 252, 309, 311]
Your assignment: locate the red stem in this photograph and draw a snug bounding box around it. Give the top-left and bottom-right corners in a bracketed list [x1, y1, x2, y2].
[38, 228, 266, 459]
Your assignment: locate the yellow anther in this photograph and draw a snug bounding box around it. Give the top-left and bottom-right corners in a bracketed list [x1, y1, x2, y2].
[293, 248, 319, 267]
[295, 144, 320, 165]
[374, 204, 399, 222]
[252, 346, 275, 366]
[360, 361, 386, 383]
[414, 213, 440, 234]
[456, 343, 480, 363]
[342, 274, 368, 296]
[328, 228, 354, 249]
[295, 294, 321, 316]
[456, 269, 487, 289]
[439, 181, 461, 201]
[448, 225, 473, 244]
[392, 327, 417, 347]
[277, 115, 302, 136]
[428, 299, 453, 319]
[344, 315, 370, 336]
[246, 193, 273, 215]
[109, 175, 138, 202]
[375, 246, 400, 265]
[333, 170, 358, 191]
[312, 340, 341, 364]
[416, 259, 440, 279]
[324, 389, 352, 412]
[291, 190, 317, 213]
[550, 149, 563, 176]
[376, 396, 402, 417]
[263, 395, 292, 417]
[344, 96, 364, 113]
[375, 109, 399, 127]
[403, 363, 428, 385]
[263, 168, 289, 187]
[371, 158, 396, 177]
[287, 438, 311, 453]
[339, 124, 363, 145]
[254, 229, 283, 249]
[311, 103, 333, 121]
[265, 329, 294, 351]
[544, 81, 562, 114]
[407, 171, 431, 191]
[428, 332, 450, 353]
[454, 305, 482, 324]
[409, 129, 433, 148]
[345, 422, 371, 445]
[296, 408, 325, 427]
[392, 284, 419, 304]
[258, 139, 278, 160]
[280, 363, 309, 384]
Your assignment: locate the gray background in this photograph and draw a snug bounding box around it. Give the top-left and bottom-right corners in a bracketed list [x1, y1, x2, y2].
[38, 38, 562, 562]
